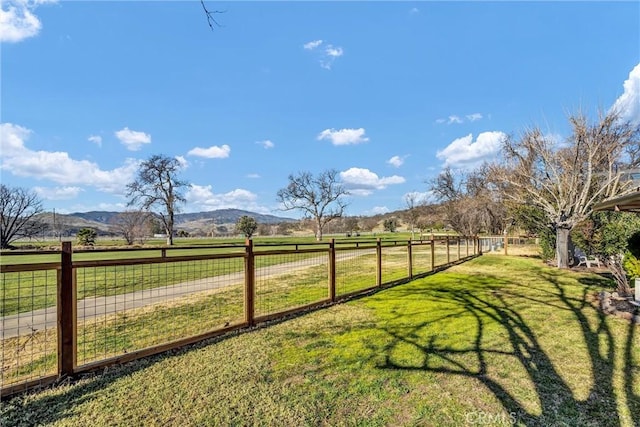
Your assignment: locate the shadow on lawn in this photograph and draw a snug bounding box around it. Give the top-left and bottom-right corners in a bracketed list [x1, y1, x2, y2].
[1, 353, 167, 425]
[372, 268, 639, 426]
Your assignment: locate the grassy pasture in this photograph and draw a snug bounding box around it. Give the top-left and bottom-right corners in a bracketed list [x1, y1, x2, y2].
[1, 238, 458, 317]
[2, 254, 637, 426]
[1, 243, 456, 386]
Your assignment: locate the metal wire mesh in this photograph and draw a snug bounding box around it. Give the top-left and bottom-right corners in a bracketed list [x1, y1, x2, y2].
[381, 245, 408, 284]
[335, 247, 377, 296]
[2, 239, 485, 396]
[434, 240, 450, 268]
[1, 268, 58, 389]
[411, 242, 433, 275]
[254, 251, 329, 317]
[76, 256, 245, 366]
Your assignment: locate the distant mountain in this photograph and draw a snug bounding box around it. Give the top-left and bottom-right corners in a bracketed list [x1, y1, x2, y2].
[175, 209, 295, 225]
[68, 209, 296, 226]
[69, 211, 121, 224]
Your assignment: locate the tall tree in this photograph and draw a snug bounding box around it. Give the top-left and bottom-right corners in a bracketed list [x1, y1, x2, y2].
[0, 185, 46, 249]
[403, 192, 424, 239]
[276, 169, 348, 241]
[430, 166, 504, 237]
[126, 155, 189, 246]
[491, 111, 640, 268]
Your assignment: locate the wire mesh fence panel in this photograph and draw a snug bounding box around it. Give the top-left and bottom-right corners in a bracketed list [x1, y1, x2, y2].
[76, 256, 245, 366]
[254, 252, 329, 317]
[381, 246, 408, 284]
[1, 269, 58, 389]
[434, 241, 450, 268]
[449, 238, 460, 263]
[411, 243, 433, 275]
[335, 248, 377, 296]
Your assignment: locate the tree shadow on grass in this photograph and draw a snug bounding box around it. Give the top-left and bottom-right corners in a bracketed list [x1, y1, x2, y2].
[369, 268, 639, 426]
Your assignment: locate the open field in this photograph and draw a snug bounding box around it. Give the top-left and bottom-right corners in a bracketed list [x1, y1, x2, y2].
[1, 238, 459, 317]
[1, 243, 439, 386]
[2, 254, 638, 426]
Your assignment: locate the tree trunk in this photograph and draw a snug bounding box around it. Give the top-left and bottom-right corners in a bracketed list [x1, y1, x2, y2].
[316, 219, 323, 241]
[556, 227, 572, 268]
[166, 222, 174, 245]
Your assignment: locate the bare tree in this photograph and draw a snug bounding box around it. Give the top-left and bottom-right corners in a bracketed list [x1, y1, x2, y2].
[126, 155, 189, 246]
[430, 166, 504, 237]
[403, 192, 424, 239]
[200, 0, 225, 30]
[359, 217, 379, 233]
[277, 169, 348, 241]
[0, 185, 47, 249]
[491, 111, 640, 268]
[111, 210, 152, 245]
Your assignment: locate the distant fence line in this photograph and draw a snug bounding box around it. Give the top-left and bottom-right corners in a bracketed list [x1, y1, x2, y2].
[1, 236, 491, 398]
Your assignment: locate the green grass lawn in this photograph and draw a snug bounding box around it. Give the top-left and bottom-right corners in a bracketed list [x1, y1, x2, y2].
[5, 254, 635, 426]
[1, 240, 458, 317]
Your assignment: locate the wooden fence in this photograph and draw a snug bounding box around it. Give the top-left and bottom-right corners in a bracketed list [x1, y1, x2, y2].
[1, 236, 480, 398]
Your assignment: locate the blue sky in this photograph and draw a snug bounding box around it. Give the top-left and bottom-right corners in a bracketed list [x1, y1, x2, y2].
[1, 1, 639, 218]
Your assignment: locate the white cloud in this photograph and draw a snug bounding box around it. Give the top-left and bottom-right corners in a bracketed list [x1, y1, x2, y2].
[303, 39, 323, 50]
[187, 144, 231, 159]
[317, 128, 369, 146]
[247, 173, 261, 179]
[115, 127, 151, 151]
[175, 155, 189, 169]
[436, 131, 506, 168]
[0, 0, 56, 43]
[305, 39, 344, 70]
[340, 167, 405, 196]
[436, 113, 485, 125]
[611, 63, 640, 126]
[0, 122, 139, 193]
[186, 185, 269, 213]
[256, 140, 274, 149]
[0, 122, 31, 156]
[325, 45, 343, 57]
[387, 155, 405, 168]
[88, 135, 102, 147]
[367, 206, 390, 215]
[409, 7, 420, 14]
[403, 191, 435, 205]
[34, 186, 83, 200]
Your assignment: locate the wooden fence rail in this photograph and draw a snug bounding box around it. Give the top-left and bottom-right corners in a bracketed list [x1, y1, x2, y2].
[1, 236, 481, 398]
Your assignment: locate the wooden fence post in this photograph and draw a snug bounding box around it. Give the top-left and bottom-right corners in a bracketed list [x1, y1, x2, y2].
[407, 239, 413, 280]
[244, 239, 255, 326]
[446, 236, 450, 264]
[58, 241, 76, 378]
[329, 239, 336, 302]
[431, 238, 435, 270]
[504, 233, 509, 256]
[376, 238, 382, 287]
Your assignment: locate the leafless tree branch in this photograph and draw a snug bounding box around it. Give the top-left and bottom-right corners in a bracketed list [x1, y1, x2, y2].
[200, 0, 225, 31]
